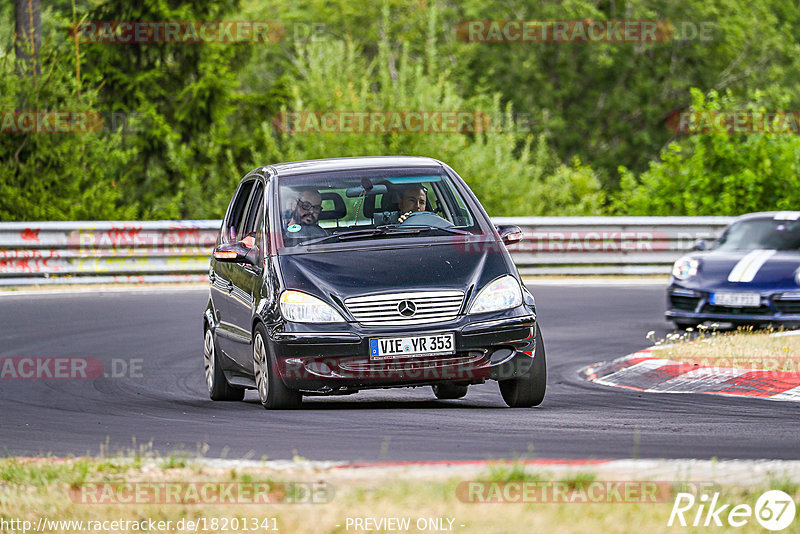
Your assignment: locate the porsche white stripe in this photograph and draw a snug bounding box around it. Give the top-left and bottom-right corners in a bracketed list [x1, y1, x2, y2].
[727, 249, 776, 282]
[773, 211, 800, 221]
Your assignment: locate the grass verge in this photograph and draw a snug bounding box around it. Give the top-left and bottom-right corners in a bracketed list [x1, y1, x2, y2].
[647, 327, 800, 373]
[1, 457, 798, 533]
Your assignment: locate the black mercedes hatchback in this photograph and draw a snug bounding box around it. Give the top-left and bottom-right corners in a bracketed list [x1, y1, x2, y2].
[203, 156, 545, 409]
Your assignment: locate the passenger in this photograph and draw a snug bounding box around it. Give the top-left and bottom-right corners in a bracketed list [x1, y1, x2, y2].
[285, 188, 329, 238]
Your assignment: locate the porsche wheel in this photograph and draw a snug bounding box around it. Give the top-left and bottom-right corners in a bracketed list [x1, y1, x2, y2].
[673, 319, 701, 330]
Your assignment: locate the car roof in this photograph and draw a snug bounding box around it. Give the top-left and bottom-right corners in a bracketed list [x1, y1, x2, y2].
[734, 211, 800, 222]
[264, 156, 444, 177]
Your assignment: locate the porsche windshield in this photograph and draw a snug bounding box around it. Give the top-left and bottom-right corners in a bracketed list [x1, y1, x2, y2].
[277, 168, 480, 247]
[714, 218, 800, 251]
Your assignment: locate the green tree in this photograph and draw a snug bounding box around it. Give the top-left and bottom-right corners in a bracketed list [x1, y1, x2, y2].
[247, 8, 603, 216]
[77, 0, 249, 219]
[0, 8, 135, 221]
[451, 0, 800, 188]
[612, 89, 800, 215]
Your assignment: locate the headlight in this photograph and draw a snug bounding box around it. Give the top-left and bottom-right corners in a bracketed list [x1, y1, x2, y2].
[468, 275, 523, 314]
[795, 267, 800, 286]
[279, 291, 345, 323]
[672, 257, 699, 280]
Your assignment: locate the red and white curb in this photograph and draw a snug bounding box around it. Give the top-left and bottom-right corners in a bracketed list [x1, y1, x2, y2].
[582, 348, 800, 402]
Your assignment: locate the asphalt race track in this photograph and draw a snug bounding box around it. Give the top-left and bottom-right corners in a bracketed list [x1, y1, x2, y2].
[1, 284, 798, 461]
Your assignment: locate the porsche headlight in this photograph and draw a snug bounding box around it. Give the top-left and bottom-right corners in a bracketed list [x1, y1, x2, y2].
[279, 291, 345, 323]
[672, 257, 699, 280]
[468, 275, 523, 314]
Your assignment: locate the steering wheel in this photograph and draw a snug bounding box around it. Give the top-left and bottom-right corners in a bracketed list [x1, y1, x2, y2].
[398, 210, 454, 228]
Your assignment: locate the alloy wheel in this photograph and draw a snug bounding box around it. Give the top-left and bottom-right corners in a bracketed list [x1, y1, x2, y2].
[203, 329, 215, 392]
[254, 333, 269, 404]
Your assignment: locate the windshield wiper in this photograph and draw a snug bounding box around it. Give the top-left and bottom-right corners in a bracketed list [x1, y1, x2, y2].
[298, 229, 378, 246]
[298, 225, 470, 246]
[298, 227, 416, 246]
[379, 224, 472, 236]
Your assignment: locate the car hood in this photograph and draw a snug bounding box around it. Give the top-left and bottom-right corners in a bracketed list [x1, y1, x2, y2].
[689, 249, 800, 289]
[278, 241, 514, 304]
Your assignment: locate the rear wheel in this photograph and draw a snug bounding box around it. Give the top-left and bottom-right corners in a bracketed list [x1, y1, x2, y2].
[204, 328, 244, 401]
[253, 323, 302, 410]
[499, 324, 547, 408]
[432, 383, 468, 400]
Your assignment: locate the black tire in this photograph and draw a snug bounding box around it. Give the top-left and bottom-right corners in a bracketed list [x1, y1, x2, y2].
[204, 327, 245, 401]
[253, 323, 302, 410]
[432, 383, 469, 400]
[673, 319, 700, 330]
[499, 324, 547, 408]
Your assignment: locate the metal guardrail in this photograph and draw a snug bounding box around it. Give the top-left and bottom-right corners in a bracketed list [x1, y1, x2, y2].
[494, 216, 734, 275]
[0, 221, 219, 286]
[0, 217, 734, 285]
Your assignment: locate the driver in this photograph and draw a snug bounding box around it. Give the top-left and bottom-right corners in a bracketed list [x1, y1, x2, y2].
[397, 184, 427, 223]
[285, 188, 329, 238]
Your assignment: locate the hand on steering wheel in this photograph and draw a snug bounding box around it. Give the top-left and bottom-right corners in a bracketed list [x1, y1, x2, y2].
[397, 210, 455, 228]
[398, 211, 417, 223]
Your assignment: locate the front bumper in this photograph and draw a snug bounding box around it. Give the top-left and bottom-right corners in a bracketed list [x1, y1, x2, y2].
[266, 309, 538, 393]
[665, 284, 800, 325]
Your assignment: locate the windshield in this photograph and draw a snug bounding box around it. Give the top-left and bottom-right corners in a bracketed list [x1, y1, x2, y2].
[714, 218, 800, 251]
[276, 167, 481, 248]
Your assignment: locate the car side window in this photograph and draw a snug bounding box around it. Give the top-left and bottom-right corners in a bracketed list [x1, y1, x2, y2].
[241, 181, 264, 243]
[223, 180, 255, 244]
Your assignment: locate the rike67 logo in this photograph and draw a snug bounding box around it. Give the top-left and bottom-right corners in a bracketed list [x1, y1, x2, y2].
[669, 489, 796, 531]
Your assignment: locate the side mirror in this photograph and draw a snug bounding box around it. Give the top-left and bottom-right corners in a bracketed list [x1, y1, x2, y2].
[213, 241, 259, 266]
[496, 225, 524, 246]
[691, 238, 708, 251]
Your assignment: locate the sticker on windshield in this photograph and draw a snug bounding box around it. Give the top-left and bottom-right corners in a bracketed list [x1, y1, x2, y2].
[287, 224, 301, 233]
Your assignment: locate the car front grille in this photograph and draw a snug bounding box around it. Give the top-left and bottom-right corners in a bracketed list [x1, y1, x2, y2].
[774, 299, 800, 315]
[701, 304, 771, 316]
[669, 295, 700, 312]
[344, 290, 465, 326]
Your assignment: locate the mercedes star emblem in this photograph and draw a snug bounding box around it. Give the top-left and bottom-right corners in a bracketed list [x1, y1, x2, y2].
[397, 300, 417, 317]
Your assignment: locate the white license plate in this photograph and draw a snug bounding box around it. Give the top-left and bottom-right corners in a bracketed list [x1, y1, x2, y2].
[711, 292, 761, 307]
[369, 333, 455, 360]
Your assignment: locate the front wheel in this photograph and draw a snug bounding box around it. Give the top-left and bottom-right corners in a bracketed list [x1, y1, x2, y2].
[499, 324, 547, 408]
[673, 319, 701, 330]
[253, 323, 302, 410]
[204, 328, 244, 401]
